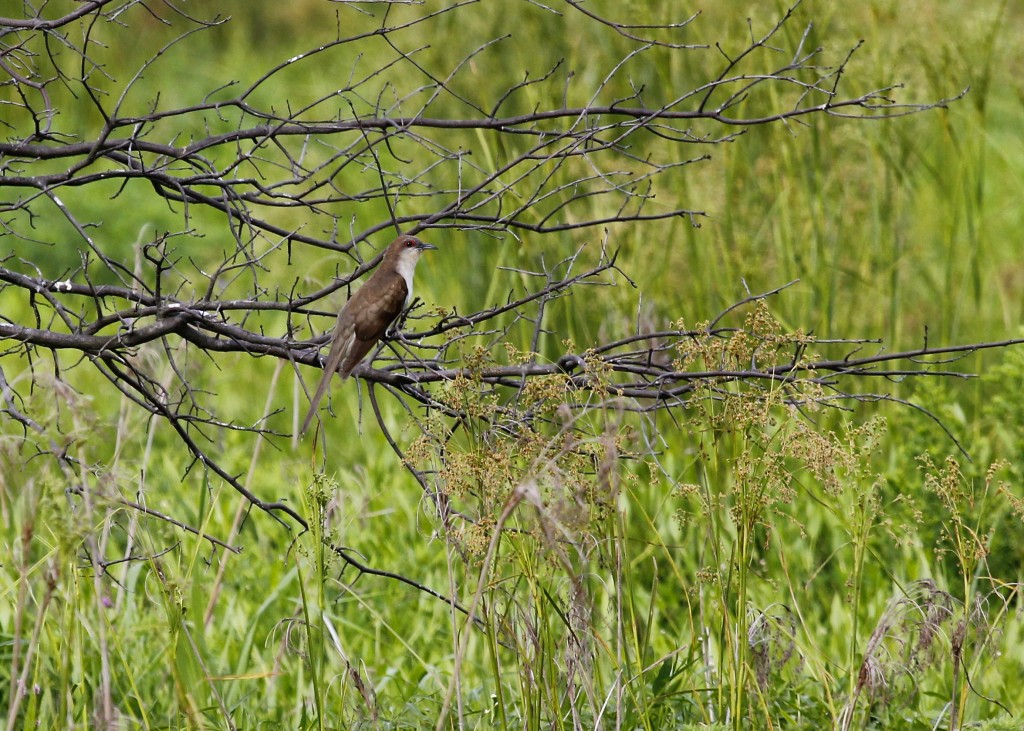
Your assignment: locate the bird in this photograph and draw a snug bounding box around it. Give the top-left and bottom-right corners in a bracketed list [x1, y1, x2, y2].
[300, 234, 437, 435]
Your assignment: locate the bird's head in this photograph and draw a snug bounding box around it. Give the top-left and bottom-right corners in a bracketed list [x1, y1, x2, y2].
[386, 234, 437, 265]
[384, 234, 437, 284]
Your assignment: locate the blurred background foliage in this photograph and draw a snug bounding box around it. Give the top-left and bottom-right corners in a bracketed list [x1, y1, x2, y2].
[2, 0, 1023, 728]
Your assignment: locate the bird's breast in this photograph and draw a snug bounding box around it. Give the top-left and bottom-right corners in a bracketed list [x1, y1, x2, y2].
[393, 257, 417, 306]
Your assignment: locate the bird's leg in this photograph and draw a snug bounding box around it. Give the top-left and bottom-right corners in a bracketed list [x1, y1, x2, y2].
[383, 324, 406, 343]
[386, 297, 423, 341]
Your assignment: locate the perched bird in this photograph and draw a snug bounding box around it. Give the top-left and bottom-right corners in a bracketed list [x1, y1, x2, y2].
[300, 234, 437, 435]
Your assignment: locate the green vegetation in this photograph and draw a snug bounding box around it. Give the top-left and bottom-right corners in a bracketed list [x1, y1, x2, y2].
[2, 1, 1023, 729]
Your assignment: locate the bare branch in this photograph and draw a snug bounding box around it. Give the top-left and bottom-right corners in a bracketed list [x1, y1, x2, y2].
[0, 1, 1003, 609]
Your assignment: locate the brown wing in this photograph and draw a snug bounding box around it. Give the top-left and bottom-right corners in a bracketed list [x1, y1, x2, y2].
[339, 271, 408, 378]
[299, 270, 408, 435]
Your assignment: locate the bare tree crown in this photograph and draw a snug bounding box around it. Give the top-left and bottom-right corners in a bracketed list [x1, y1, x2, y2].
[0, 1, 1003, 539]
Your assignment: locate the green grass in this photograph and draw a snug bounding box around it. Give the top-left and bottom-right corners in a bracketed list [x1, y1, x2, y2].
[3, 0, 1024, 729]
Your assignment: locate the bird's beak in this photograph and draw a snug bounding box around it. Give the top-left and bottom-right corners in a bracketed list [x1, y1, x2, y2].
[417, 241, 438, 251]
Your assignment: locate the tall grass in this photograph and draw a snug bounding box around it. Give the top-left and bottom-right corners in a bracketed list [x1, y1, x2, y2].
[2, 1, 1023, 729]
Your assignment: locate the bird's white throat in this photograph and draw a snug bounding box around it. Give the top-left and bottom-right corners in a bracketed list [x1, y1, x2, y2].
[394, 250, 422, 305]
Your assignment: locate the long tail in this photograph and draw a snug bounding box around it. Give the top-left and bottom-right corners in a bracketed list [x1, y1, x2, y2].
[299, 332, 353, 435]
